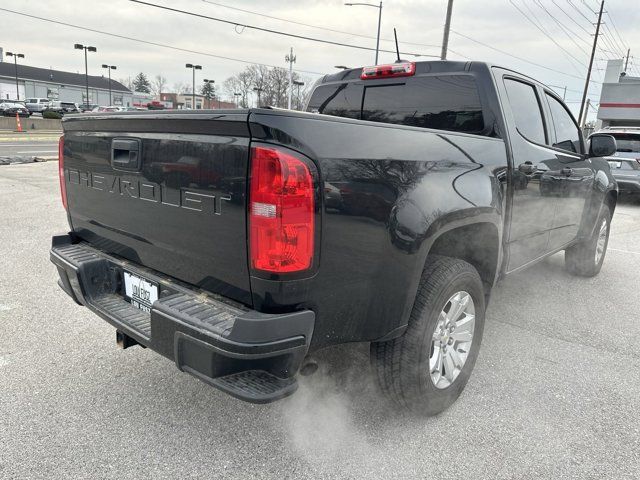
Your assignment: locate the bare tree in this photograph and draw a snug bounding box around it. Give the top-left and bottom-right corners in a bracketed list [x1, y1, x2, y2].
[267, 67, 289, 108]
[172, 82, 189, 94]
[222, 65, 315, 109]
[117, 77, 133, 90]
[248, 64, 270, 106]
[151, 75, 167, 96]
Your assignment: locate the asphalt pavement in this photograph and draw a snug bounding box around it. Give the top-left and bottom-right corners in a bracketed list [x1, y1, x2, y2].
[0, 130, 61, 160]
[1, 162, 639, 479]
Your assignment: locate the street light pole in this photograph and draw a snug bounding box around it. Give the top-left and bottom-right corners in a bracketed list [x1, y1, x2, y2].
[185, 63, 202, 109]
[74, 44, 97, 108]
[102, 64, 117, 105]
[293, 80, 305, 110]
[345, 2, 382, 64]
[253, 87, 262, 108]
[5, 52, 25, 100]
[234, 92, 241, 108]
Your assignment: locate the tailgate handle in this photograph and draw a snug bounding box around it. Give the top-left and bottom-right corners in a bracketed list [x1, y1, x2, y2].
[111, 138, 142, 171]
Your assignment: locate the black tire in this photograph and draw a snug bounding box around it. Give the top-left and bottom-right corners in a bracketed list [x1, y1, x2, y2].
[565, 205, 611, 277]
[370, 255, 486, 416]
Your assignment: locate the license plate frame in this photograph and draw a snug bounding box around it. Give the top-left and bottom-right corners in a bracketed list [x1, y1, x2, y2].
[608, 161, 622, 169]
[123, 271, 159, 313]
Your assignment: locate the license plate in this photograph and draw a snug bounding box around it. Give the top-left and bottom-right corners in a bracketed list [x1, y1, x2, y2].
[123, 271, 158, 313]
[609, 161, 621, 169]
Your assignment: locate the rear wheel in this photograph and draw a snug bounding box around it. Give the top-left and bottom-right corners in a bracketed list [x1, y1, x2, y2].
[565, 206, 611, 277]
[370, 255, 485, 416]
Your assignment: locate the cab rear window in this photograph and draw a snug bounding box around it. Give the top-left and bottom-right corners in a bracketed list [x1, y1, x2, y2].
[307, 75, 485, 135]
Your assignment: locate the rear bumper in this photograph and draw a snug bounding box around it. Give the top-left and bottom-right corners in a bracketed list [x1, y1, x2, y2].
[50, 234, 315, 403]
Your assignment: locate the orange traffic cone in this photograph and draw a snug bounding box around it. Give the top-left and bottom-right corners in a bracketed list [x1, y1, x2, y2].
[15, 112, 23, 133]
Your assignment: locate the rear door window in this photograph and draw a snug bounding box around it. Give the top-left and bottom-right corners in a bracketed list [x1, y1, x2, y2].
[503, 78, 546, 145]
[361, 76, 484, 133]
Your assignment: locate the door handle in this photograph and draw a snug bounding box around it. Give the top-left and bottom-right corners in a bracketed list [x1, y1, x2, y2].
[111, 138, 142, 171]
[561, 167, 573, 176]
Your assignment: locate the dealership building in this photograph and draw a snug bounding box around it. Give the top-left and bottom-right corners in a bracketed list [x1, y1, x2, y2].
[0, 56, 133, 106]
[597, 59, 640, 128]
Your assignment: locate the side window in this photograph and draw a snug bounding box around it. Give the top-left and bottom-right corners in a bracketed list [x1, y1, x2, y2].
[503, 78, 546, 145]
[545, 94, 582, 153]
[306, 83, 362, 119]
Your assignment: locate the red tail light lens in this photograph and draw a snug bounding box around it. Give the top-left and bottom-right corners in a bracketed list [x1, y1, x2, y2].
[360, 62, 416, 80]
[58, 135, 67, 210]
[249, 146, 315, 273]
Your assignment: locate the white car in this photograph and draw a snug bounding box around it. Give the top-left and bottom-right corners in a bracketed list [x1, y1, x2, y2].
[25, 98, 50, 114]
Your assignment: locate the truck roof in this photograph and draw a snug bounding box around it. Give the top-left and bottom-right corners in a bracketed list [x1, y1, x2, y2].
[318, 60, 554, 93]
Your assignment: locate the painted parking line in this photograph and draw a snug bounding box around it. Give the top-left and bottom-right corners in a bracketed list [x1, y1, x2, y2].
[0, 144, 58, 147]
[0, 137, 60, 142]
[16, 150, 58, 154]
[609, 248, 640, 256]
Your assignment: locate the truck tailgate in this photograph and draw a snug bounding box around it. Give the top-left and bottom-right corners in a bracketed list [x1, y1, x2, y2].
[62, 112, 252, 305]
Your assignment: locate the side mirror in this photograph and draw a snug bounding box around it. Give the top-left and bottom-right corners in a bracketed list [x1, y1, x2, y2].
[589, 134, 617, 158]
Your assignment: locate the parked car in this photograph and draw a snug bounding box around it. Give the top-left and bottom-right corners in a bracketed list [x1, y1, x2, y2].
[592, 127, 640, 198]
[79, 103, 99, 113]
[50, 61, 618, 415]
[0, 101, 30, 117]
[44, 101, 80, 115]
[25, 97, 50, 114]
[91, 106, 126, 112]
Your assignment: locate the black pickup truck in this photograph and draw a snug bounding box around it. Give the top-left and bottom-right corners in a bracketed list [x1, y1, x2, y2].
[51, 61, 618, 415]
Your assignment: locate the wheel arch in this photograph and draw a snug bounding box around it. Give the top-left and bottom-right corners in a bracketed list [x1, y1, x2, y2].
[427, 221, 502, 297]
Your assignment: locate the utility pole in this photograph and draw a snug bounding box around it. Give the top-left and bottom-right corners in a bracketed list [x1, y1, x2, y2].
[578, 0, 604, 130]
[440, 0, 454, 60]
[624, 48, 630, 72]
[286, 47, 296, 109]
[582, 98, 591, 128]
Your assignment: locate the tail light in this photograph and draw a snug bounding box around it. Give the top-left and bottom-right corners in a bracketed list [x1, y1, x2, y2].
[361, 62, 416, 80]
[58, 135, 67, 210]
[249, 146, 315, 273]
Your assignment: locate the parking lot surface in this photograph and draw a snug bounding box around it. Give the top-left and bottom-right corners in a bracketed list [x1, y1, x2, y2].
[1, 162, 639, 479]
[0, 131, 60, 159]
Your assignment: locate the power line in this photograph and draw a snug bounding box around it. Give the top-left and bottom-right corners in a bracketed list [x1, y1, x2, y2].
[128, 0, 440, 58]
[449, 29, 599, 83]
[566, 0, 595, 24]
[532, 0, 591, 54]
[550, 0, 592, 36]
[601, 24, 626, 57]
[0, 7, 326, 76]
[200, 0, 442, 50]
[510, 0, 586, 74]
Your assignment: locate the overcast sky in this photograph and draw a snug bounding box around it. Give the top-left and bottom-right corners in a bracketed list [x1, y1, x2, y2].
[2, 0, 639, 120]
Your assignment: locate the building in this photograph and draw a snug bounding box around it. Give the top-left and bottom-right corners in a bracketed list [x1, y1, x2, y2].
[597, 59, 640, 128]
[0, 58, 132, 106]
[159, 92, 236, 110]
